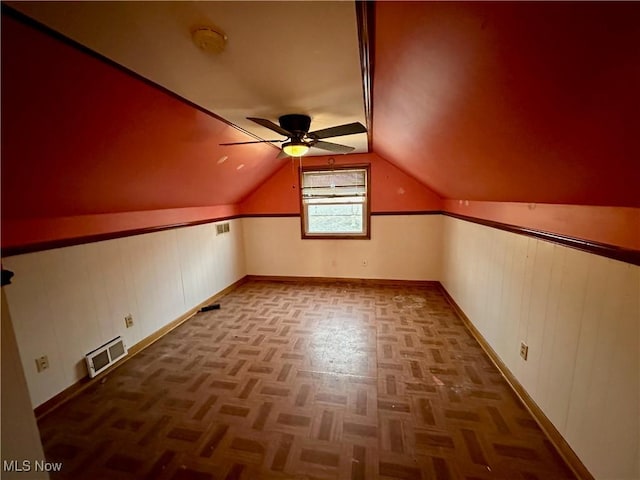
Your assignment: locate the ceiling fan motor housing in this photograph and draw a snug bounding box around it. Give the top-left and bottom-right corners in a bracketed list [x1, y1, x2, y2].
[221, 114, 364, 157]
[279, 114, 311, 138]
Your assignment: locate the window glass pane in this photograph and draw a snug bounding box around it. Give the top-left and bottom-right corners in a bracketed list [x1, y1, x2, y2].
[300, 166, 369, 238]
[307, 204, 363, 233]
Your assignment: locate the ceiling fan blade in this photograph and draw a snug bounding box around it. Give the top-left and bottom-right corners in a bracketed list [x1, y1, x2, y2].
[247, 117, 292, 137]
[313, 140, 356, 154]
[219, 139, 282, 146]
[309, 122, 367, 139]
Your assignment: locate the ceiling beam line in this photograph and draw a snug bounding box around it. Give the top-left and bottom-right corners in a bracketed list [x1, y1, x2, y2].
[355, 0, 375, 153]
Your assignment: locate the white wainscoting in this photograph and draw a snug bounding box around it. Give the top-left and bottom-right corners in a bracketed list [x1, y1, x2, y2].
[2, 219, 246, 408]
[4, 211, 637, 479]
[242, 215, 442, 281]
[441, 215, 639, 480]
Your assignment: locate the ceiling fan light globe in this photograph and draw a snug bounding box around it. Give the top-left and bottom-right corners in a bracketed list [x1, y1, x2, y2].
[282, 143, 310, 157]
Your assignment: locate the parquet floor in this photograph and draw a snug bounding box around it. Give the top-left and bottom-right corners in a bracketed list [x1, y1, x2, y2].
[38, 280, 575, 479]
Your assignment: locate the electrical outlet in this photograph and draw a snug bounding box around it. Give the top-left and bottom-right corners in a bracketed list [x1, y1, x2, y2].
[520, 341, 529, 361]
[124, 314, 134, 328]
[35, 355, 49, 372]
[362, 259, 368, 267]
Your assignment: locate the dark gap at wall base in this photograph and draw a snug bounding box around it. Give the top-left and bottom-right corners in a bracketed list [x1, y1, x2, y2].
[3, 212, 638, 266]
[439, 284, 595, 480]
[246, 275, 439, 288]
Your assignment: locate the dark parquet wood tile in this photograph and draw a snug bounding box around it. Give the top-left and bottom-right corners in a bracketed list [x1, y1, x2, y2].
[38, 280, 576, 479]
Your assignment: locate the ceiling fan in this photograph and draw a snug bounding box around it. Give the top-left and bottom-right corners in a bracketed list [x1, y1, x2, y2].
[220, 114, 367, 159]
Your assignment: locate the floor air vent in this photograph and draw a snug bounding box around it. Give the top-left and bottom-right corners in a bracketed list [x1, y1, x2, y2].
[85, 336, 128, 378]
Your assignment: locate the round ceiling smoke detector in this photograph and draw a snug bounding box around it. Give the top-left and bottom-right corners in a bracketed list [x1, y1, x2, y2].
[191, 26, 227, 54]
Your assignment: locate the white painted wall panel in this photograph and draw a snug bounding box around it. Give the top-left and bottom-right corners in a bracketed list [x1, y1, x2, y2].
[176, 225, 211, 309]
[569, 260, 640, 478]
[442, 216, 640, 480]
[535, 242, 566, 412]
[3, 219, 245, 408]
[519, 240, 554, 399]
[544, 248, 589, 431]
[485, 230, 506, 349]
[242, 215, 442, 281]
[1, 289, 48, 479]
[214, 219, 246, 292]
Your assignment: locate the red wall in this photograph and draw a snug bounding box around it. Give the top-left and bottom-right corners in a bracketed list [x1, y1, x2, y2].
[241, 153, 443, 215]
[1, 12, 278, 250]
[373, 2, 640, 207]
[2, 11, 636, 255]
[1, 205, 240, 252]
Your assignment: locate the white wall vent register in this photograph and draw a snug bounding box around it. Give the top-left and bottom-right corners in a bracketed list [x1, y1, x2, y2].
[216, 222, 230, 235]
[85, 336, 128, 378]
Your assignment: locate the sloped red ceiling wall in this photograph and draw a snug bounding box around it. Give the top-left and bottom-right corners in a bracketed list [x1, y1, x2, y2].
[2, 6, 638, 253]
[446, 200, 639, 250]
[373, 2, 640, 207]
[1, 13, 281, 221]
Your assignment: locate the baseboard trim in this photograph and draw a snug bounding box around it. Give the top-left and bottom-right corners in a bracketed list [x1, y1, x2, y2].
[438, 283, 594, 480]
[34, 276, 248, 420]
[246, 275, 439, 287]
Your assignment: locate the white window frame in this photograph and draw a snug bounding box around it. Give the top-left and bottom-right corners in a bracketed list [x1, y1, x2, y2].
[299, 164, 371, 239]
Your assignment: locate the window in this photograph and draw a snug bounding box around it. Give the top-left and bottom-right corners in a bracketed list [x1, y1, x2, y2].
[300, 165, 370, 239]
